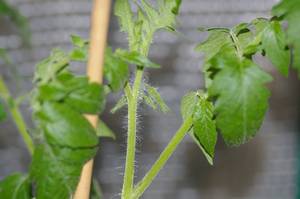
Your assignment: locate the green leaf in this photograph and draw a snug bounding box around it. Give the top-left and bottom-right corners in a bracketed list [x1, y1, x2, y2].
[104, 48, 129, 91]
[272, 0, 300, 76]
[114, 0, 136, 50]
[180, 92, 198, 121]
[0, 173, 31, 199]
[192, 94, 217, 165]
[144, 83, 170, 113]
[114, 0, 181, 54]
[31, 145, 97, 199]
[36, 102, 98, 148]
[34, 49, 69, 84]
[261, 21, 290, 76]
[96, 121, 116, 140]
[195, 30, 231, 61]
[69, 48, 87, 61]
[71, 35, 88, 48]
[180, 91, 217, 164]
[111, 95, 127, 114]
[115, 49, 160, 68]
[208, 58, 272, 146]
[0, 101, 6, 121]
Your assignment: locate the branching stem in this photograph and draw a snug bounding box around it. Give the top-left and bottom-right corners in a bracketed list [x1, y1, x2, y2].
[0, 76, 34, 155]
[122, 68, 144, 199]
[132, 117, 193, 199]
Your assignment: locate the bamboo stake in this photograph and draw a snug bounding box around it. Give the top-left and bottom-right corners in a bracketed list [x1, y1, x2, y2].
[73, 0, 111, 198]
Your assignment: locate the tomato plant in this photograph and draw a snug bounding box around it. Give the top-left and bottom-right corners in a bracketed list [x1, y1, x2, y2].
[0, 0, 299, 198]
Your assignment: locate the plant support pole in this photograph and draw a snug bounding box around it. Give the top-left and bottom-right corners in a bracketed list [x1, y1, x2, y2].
[73, 0, 111, 198]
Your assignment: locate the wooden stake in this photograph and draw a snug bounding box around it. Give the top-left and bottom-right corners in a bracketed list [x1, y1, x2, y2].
[74, 0, 111, 198]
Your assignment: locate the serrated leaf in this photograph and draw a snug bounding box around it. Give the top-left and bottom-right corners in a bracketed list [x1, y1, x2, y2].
[104, 48, 129, 91]
[114, 0, 181, 54]
[0, 173, 31, 199]
[96, 121, 116, 140]
[195, 31, 231, 61]
[114, 0, 136, 50]
[115, 49, 160, 68]
[144, 83, 170, 113]
[111, 95, 127, 114]
[34, 49, 69, 84]
[31, 144, 97, 199]
[180, 91, 198, 120]
[272, 0, 300, 76]
[208, 58, 272, 146]
[36, 102, 99, 148]
[261, 21, 290, 76]
[192, 95, 217, 165]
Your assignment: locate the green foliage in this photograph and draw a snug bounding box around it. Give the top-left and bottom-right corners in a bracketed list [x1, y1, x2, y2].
[115, 49, 160, 68]
[104, 48, 129, 91]
[196, 17, 294, 146]
[0, 173, 31, 199]
[96, 121, 116, 140]
[273, 0, 300, 76]
[1, 43, 106, 198]
[143, 83, 170, 113]
[115, 0, 181, 54]
[30, 47, 104, 198]
[261, 21, 290, 76]
[181, 91, 217, 164]
[111, 95, 127, 114]
[0, 0, 30, 45]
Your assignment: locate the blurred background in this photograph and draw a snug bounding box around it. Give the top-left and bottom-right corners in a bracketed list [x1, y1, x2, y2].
[1, 0, 299, 199]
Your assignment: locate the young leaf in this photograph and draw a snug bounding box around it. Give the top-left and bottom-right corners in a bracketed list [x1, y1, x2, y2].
[261, 21, 290, 76]
[192, 94, 217, 165]
[208, 58, 272, 146]
[104, 48, 129, 91]
[96, 121, 116, 140]
[0, 173, 31, 199]
[272, 0, 300, 76]
[30, 46, 103, 198]
[144, 83, 170, 113]
[111, 95, 127, 114]
[34, 49, 69, 84]
[115, 49, 160, 68]
[195, 30, 231, 61]
[71, 35, 88, 48]
[114, 0, 136, 50]
[114, 0, 182, 53]
[180, 92, 198, 121]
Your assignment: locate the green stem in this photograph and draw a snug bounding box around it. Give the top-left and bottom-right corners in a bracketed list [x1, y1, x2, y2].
[0, 76, 34, 155]
[229, 30, 243, 59]
[132, 117, 193, 199]
[122, 68, 144, 199]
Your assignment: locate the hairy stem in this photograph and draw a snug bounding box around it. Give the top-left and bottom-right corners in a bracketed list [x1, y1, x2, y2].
[132, 117, 193, 199]
[0, 76, 34, 155]
[122, 68, 144, 199]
